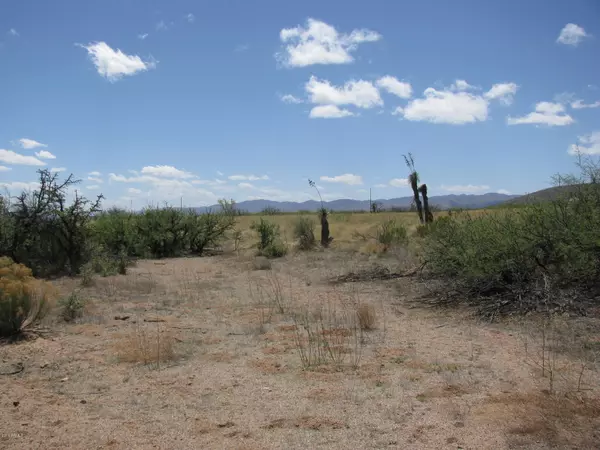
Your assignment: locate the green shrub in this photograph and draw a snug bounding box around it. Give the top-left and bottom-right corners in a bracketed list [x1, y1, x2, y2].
[262, 241, 288, 258]
[293, 216, 316, 250]
[423, 157, 600, 314]
[59, 292, 86, 322]
[250, 218, 279, 251]
[375, 219, 408, 251]
[0, 257, 56, 337]
[250, 218, 287, 258]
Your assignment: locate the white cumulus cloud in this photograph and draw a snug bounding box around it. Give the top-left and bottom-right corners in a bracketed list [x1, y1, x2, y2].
[87, 175, 103, 183]
[484, 83, 519, 105]
[556, 23, 589, 46]
[0, 149, 46, 166]
[306, 76, 382, 109]
[35, 150, 56, 159]
[86, 185, 100, 190]
[320, 174, 363, 185]
[140, 165, 193, 179]
[400, 87, 488, 124]
[277, 18, 381, 67]
[389, 178, 409, 187]
[79, 41, 156, 82]
[0, 166, 11, 172]
[50, 167, 67, 173]
[88, 171, 102, 177]
[450, 79, 475, 91]
[376, 76, 412, 99]
[309, 105, 354, 118]
[19, 138, 47, 149]
[568, 131, 600, 155]
[507, 101, 574, 126]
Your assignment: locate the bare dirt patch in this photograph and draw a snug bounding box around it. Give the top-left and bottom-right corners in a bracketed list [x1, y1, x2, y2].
[1, 252, 599, 449]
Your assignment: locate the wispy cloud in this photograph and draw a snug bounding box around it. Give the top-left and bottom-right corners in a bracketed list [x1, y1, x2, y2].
[19, 138, 47, 149]
[8, 28, 19, 37]
[228, 174, 269, 181]
[320, 174, 363, 185]
[78, 41, 156, 82]
[156, 20, 169, 31]
[277, 18, 381, 67]
[50, 167, 67, 173]
[185, 13, 195, 23]
[234, 44, 249, 52]
[138, 33, 149, 40]
[556, 23, 589, 46]
[280, 94, 303, 104]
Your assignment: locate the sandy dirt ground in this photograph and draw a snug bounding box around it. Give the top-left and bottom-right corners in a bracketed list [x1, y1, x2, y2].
[1, 251, 599, 450]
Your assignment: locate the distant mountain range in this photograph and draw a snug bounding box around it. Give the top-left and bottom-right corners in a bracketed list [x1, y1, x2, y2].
[199, 193, 520, 213]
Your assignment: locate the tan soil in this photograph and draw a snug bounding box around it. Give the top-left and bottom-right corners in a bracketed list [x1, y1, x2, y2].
[1, 251, 599, 449]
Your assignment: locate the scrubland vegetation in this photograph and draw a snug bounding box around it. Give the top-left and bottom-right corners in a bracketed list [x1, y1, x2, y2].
[1, 157, 599, 449]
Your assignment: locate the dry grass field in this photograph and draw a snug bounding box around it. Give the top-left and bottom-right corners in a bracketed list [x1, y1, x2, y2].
[1, 213, 599, 450]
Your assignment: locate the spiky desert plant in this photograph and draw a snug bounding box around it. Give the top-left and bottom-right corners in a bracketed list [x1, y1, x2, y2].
[404, 153, 424, 224]
[309, 179, 332, 247]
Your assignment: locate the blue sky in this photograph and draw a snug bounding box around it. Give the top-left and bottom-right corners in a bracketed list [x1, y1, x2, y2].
[1, 0, 599, 208]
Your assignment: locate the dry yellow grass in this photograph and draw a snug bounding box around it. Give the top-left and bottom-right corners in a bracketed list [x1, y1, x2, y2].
[114, 321, 175, 366]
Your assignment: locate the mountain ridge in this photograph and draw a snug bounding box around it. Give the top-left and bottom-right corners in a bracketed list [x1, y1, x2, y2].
[198, 193, 520, 213]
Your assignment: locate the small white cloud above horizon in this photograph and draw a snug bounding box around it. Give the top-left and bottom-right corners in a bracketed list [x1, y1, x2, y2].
[86, 185, 100, 190]
[141, 165, 193, 179]
[19, 138, 47, 149]
[484, 83, 519, 106]
[320, 174, 363, 185]
[79, 41, 156, 82]
[138, 33, 149, 40]
[50, 167, 67, 173]
[389, 178, 409, 187]
[185, 13, 195, 23]
[280, 94, 303, 104]
[0, 166, 11, 172]
[556, 23, 589, 46]
[306, 76, 382, 109]
[228, 174, 269, 181]
[35, 150, 56, 160]
[507, 101, 574, 126]
[88, 175, 103, 183]
[0, 149, 46, 166]
[309, 105, 355, 118]
[277, 18, 381, 68]
[571, 99, 600, 109]
[376, 76, 412, 99]
[568, 131, 600, 156]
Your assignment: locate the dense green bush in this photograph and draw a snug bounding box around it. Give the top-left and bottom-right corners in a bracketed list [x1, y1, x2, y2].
[293, 216, 316, 250]
[423, 156, 600, 313]
[250, 218, 287, 258]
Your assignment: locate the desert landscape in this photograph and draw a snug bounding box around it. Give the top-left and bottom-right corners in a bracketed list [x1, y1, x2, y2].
[2, 203, 600, 450]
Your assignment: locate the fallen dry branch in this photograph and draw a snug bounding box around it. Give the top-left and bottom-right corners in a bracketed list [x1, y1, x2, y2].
[328, 264, 422, 284]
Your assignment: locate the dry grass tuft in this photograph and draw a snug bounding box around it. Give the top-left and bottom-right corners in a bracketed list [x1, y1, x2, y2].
[356, 303, 376, 330]
[114, 323, 175, 367]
